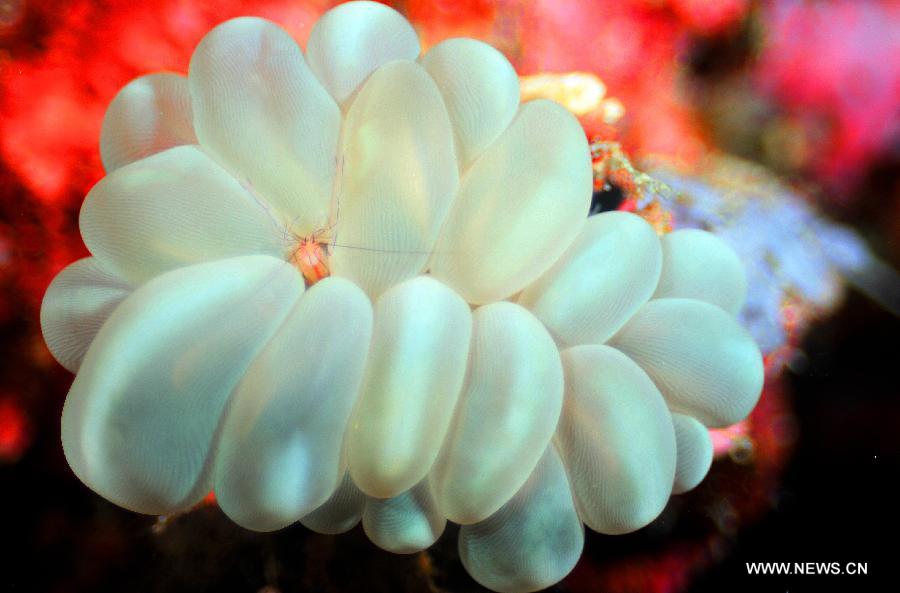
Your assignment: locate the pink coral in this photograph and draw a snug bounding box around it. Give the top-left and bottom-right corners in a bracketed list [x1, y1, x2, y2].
[754, 0, 900, 195]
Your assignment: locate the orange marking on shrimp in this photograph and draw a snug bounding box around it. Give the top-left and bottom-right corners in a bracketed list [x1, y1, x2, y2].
[290, 233, 330, 286]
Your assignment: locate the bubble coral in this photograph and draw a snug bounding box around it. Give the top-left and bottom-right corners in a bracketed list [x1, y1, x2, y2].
[39, 3, 763, 591]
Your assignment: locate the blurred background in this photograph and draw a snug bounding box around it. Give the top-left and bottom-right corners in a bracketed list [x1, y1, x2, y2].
[1, 1, 897, 592]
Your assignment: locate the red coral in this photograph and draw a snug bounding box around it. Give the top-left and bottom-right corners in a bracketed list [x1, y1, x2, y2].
[667, 0, 748, 36]
[0, 0, 330, 205]
[515, 0, 715, 165]
[0, 395, 30, 462]
[406, 0, 497, 47]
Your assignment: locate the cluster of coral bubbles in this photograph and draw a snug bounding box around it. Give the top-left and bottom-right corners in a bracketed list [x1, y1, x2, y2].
[40, 3, 763, 592]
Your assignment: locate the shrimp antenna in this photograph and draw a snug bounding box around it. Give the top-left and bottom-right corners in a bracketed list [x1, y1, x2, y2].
[325, 240, 462, 256]
[323, 154, 347, 244]
[279, 212, 308, 246]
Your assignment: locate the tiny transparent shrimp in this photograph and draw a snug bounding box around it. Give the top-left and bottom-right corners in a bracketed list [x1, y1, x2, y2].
[284, 156, 345, 286]
[287, 228, 442, 286]
[290, 228, 332, 286]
